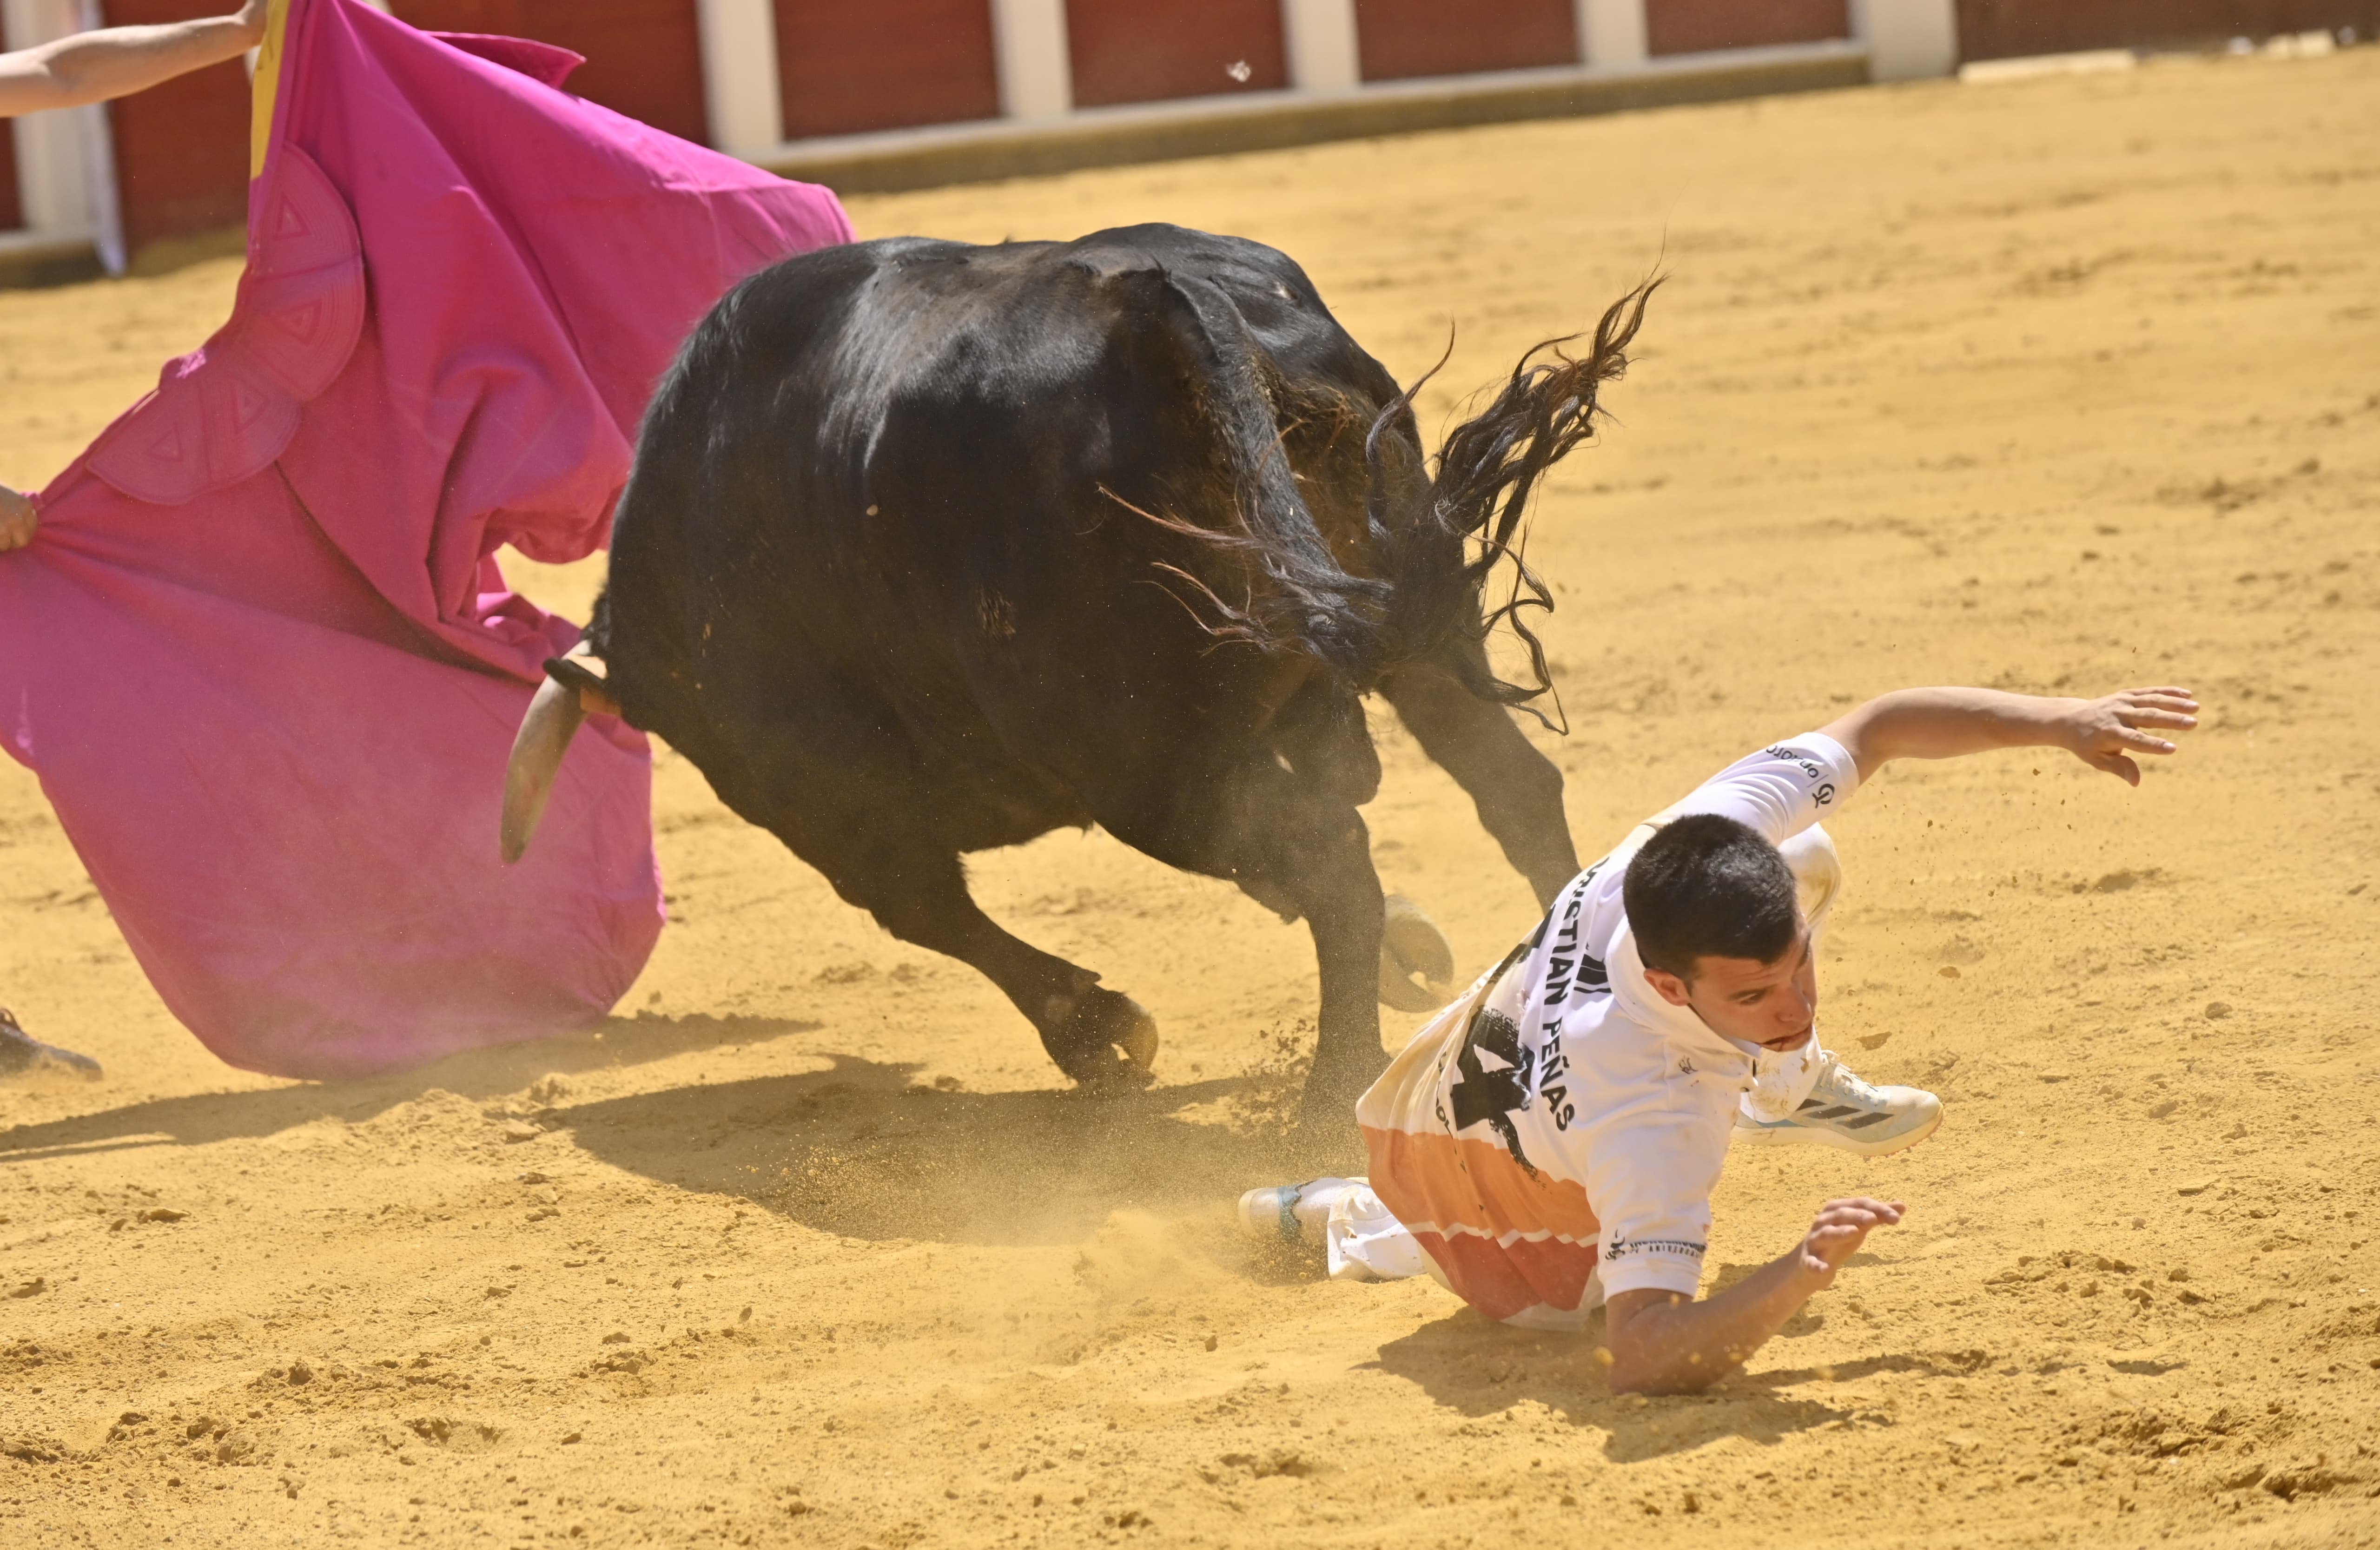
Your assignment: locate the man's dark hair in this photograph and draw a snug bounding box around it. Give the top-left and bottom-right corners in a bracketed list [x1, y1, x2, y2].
[1622, 813, 1799, 979]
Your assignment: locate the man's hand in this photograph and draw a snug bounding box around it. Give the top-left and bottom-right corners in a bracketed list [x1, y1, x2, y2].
[1603, 1197, 1906, 1395]
[1792, 1196, 1904, 1287]
[2046, 688, 2199, 786]
[1821, 685, 2198, 785]
[0, 485, 36, 553]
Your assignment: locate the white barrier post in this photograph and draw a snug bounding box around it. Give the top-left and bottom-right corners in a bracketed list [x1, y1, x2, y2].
[1282, 0, 1360, 94]
[697, 0, 783, 155]
[1854, 0, 1959, 80]
[991, 0, 1071, 120]
[1575, 0, 1647, 69]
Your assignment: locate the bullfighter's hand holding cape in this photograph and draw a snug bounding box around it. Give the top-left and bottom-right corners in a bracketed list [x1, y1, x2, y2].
[0, 0, 849, 1078]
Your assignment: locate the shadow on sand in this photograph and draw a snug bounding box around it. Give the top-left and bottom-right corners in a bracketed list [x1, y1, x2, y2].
[0, 1012, 814, 1161]
[0, 1009, 1987, 1453]
[0, 1014, 1364, 1252]
[551, 1050, 1356, 1247]
[1370, 1311, 1979, 1464]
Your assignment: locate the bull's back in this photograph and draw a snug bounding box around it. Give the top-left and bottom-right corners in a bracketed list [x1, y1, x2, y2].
[599, 224, 1405, 766]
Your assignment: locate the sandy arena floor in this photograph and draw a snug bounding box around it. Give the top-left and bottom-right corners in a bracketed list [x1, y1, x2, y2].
[3, 45, 2378, 1550]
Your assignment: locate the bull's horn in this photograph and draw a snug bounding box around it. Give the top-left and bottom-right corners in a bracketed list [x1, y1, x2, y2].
[499, 673, 588, 864]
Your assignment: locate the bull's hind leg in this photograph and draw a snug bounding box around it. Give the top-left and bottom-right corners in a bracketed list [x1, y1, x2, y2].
[1379, 646, 1580, 910]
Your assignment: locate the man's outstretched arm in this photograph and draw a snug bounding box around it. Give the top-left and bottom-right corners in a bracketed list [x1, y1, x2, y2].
[1602, 1196, 1901, 1395]
[0, 0, 263, 117]
[1819, 686, 2198, 787]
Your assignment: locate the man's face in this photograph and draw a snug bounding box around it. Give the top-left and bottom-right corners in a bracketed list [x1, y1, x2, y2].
[1643, 919, 1818, 1052]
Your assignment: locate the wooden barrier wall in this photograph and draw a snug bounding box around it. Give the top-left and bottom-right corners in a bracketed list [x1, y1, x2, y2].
[1645, 0, 1849, 55]
[1956, 0, 2380, 58]
[0, 121, 20, 232]
[1066, 0, 1286, 107]
[771, 0, 999, 139]
[1354, 0, 1577, 80]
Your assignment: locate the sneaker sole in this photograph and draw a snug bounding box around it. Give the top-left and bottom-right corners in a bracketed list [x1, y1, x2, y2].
[1733, 1105, 1944, 1157]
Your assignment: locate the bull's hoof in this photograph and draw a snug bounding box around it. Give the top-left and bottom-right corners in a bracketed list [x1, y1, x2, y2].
[1377, 894, 1454, 1013]
[1046, 988, 1160, 1091]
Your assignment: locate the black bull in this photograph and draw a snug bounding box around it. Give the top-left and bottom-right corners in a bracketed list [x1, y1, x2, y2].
[502, 224, 1652, 1116]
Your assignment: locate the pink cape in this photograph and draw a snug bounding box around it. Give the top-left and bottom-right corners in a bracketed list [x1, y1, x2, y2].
[0, 0, 851, 1079]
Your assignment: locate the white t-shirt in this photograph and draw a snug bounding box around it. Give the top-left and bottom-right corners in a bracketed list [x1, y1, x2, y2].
[1356, 732, 1858, 1328]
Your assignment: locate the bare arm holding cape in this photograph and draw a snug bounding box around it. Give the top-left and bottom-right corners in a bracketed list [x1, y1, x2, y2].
[0, 0, 263, 116]
[0, 1, 269, 548]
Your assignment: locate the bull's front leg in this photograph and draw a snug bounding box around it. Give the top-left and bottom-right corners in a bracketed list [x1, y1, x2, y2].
[1088, 746, 1391, 1133]
[1289, 811, 1393, 1124]
[1379, 650, 1580, 910]
[1268, 677, 1454, 1015]
[1204, 759, 1394, 1127]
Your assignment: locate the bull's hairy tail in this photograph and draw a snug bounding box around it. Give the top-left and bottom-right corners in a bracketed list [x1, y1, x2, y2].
[1383, 278, 1658, 720]
[1128, 270, 1653, 699]
[1132, 270, 1395, 679]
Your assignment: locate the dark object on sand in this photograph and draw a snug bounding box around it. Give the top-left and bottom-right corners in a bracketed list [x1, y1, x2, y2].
[0, 1007, 102, 1081]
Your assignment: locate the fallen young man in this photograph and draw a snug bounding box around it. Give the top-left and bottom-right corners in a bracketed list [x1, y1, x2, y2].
[1242, 685, 2197, 1394]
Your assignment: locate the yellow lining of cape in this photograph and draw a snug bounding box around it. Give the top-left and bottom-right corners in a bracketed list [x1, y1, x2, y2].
[248, 0, 291, 179]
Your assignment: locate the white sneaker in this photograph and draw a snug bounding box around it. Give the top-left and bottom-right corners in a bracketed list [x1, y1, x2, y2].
[1732, 1054, 1942, 1156]
[1236, 1178, 1352, 1244]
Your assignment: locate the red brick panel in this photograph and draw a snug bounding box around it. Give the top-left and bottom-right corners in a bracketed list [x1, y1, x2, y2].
[101, 0, 251, 258]
[1955, 0, 2380, 59]
[1644, 0, 1850, 56]
[1065, 0, 1286, 107]
[0, 120, 22, 233]
[1354, 0, 1578, 81]
[388, 0, 710, 144]
[774, 0, 1001, 139]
